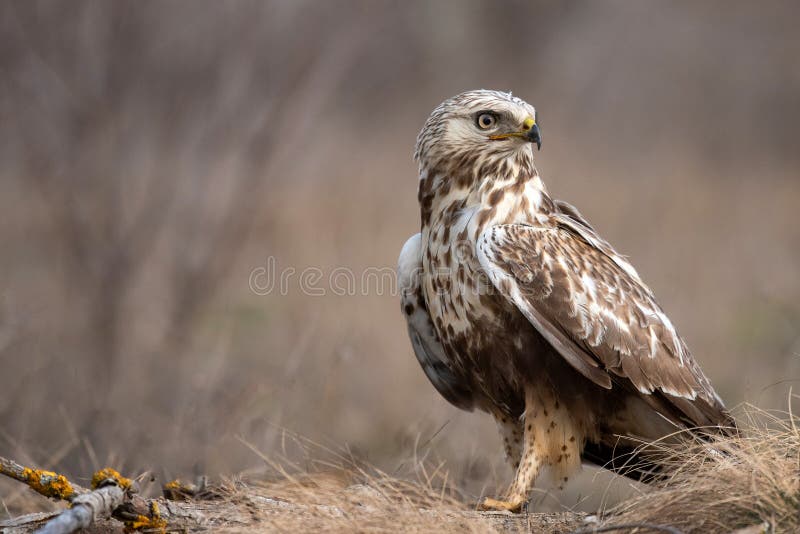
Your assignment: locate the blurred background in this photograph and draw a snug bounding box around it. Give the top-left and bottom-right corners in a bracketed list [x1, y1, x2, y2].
[1, 0, 798, 514]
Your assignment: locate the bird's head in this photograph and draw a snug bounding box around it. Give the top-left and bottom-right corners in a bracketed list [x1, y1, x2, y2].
[414, 90, 541, 177]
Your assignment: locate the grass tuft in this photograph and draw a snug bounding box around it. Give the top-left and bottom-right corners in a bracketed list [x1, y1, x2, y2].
[605, 404, 800, 532]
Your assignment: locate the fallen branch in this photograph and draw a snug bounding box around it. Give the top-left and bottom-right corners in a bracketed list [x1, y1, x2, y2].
[0, 457, 161, 534]
[0, 457, 84, 501]
[34, 483, 124, 534]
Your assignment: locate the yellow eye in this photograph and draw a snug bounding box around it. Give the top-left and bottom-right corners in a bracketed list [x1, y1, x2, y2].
[476, 113, 497, 129]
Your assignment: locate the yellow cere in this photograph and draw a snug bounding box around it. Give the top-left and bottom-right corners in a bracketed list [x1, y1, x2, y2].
[523, 117, 535, 130]
[488, 117, 535, 140]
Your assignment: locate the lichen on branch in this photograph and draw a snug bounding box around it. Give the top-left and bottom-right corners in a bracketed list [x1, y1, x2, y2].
[91, 467, 133, 491]
[0, 456, 81, 501]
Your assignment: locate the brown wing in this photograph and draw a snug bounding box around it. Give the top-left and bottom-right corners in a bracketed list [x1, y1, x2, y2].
[476, 220, 732, 429]
[553, 199, 595, 230]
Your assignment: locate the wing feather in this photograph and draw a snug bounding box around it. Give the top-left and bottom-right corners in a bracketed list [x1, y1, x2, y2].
[476, 221, 730, 427]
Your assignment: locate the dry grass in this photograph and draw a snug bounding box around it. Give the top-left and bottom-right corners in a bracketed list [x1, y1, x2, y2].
[604, 404, 800, 532]
[219, 469, 519, 533]
[188, 473, 582, 533]
[3, 406, 800, 532]
[164, 406, 800, 532]
[223, 407, 800, 532]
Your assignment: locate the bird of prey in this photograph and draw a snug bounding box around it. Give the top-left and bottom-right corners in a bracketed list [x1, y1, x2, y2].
[398, 90, 734, 512]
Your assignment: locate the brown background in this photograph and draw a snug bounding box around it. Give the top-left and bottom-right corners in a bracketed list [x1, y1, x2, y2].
[1, 0, 798, 513]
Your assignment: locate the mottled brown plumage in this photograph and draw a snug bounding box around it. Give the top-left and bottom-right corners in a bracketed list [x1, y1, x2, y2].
[398, 90, 734, 512]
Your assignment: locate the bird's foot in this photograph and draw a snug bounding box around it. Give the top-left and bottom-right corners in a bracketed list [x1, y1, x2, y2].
[477, 496, 525, 513]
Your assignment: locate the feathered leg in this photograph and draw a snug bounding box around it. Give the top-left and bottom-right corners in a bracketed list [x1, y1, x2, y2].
[480, 386, 583, 512]
[494, 412, 523, 470]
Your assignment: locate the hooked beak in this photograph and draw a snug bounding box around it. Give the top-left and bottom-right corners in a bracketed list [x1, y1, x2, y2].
[526, 123, 542, 151]
[488, 116, 542, 150]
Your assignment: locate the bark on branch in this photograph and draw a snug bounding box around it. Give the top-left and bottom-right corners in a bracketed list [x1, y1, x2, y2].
[0, 457, 85, 501]
[34, 485, 125, 534]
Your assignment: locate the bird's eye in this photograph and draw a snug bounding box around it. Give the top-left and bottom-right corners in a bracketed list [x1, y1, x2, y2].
[476, 113, 497, 130]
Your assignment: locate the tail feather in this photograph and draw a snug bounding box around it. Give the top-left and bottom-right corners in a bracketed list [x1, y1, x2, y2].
[581, 441, 665, 483]
[582, 421, 739, 484]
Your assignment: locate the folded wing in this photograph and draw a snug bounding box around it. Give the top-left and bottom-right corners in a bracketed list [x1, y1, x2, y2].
[476, 218, 731, 429]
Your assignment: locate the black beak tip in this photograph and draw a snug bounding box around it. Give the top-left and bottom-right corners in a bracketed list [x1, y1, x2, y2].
[527, 124, 542, 151]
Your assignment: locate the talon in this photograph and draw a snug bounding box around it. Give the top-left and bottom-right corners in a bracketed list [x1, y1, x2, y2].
[478, 496, 525, 513]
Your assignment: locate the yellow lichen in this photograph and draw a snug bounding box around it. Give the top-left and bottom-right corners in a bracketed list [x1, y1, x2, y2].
[91, 467, 133, 490]
[125, 501, 167, 533]
[163, 479, 182, 491]
[163, 479, 197, 501]
[21, 467, 74, 500]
